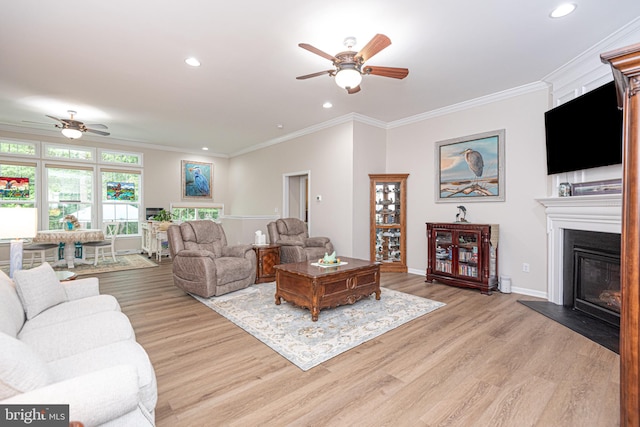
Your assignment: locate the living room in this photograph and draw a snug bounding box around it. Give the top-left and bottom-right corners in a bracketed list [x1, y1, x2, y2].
[1, 2, 640, 425]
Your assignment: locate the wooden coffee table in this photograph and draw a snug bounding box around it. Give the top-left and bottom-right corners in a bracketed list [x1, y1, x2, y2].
[274, 257, 381, 321]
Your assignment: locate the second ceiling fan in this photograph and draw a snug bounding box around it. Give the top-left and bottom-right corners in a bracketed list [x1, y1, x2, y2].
[296, 34, 408, 94]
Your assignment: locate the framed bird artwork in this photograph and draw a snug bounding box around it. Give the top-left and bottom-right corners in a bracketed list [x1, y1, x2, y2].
[182, 160, 213, 200]
[434, 129, 505, 202]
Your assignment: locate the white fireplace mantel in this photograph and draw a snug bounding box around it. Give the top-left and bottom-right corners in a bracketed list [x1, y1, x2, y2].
[537, 194, 622, 304]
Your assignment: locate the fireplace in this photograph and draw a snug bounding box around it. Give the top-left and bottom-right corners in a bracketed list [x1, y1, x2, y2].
[531, 194, 622, 353]
[563, 229, 621, 327]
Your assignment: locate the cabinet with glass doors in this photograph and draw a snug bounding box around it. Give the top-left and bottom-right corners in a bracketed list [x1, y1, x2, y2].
[426, 222, 499, 294]
[369, 174, 408, 272]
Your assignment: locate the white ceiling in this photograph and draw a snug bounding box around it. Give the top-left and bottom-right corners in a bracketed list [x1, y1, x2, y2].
[1, 1, 639, 157]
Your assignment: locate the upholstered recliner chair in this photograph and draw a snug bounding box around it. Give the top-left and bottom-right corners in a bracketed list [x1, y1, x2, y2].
[167, 220, 256, 297]
[267, 218, 334, 264]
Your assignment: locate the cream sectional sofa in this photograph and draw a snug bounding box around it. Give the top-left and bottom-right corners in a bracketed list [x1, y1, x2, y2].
[0, 263, 157, 426]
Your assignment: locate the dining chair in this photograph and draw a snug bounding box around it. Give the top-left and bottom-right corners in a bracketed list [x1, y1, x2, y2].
[83, 222, 121, 266]
[22, 242, 59, 268]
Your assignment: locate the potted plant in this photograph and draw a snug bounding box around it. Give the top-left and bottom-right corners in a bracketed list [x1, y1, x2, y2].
[153, 209, 173, 231]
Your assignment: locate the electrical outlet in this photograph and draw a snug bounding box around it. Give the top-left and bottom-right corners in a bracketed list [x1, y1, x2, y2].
[522, 263, 530, 273]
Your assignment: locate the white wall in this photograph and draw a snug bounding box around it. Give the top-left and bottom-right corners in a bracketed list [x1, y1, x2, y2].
[386, 88, 550, 296]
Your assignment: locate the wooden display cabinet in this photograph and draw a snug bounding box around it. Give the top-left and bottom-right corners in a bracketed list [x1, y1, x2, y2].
[426, 222, 498, 294]
[369, 174, 408, 272]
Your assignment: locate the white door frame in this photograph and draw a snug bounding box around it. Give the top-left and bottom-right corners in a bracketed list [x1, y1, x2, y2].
[283, 170, 311, 231]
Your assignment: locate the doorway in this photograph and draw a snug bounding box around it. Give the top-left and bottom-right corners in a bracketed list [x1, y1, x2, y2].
[283, 171, 310, 228]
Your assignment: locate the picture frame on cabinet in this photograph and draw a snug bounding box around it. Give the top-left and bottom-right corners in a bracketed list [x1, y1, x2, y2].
[435, 129, 505, 202]
[181, 160, 213, 200]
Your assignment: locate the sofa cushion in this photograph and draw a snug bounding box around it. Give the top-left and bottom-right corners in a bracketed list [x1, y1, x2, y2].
[0, 270, 25, 337]
[18, 311, 136, 362]
[13, 263, 67, 320]
[48, 340, 158, 412]
[0, 332, 52, 400]
[20, 295, 121, 335]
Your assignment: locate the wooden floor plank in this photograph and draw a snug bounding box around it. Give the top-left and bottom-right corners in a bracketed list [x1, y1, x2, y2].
[93, 262, 620, 426]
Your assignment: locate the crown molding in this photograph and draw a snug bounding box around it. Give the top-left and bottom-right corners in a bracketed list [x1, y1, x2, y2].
[0, 122, 229, 158]
[387, 81, 549, 129]
[229, 113, 386, 158]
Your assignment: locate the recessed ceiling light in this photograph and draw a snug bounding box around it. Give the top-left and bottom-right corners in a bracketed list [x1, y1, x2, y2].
[323, 102, 333, 109]
[185, 57, 201, 67]
[550, 3, 577, 18]
[276, 124, 284, 129]
[202, 147, 209, 151]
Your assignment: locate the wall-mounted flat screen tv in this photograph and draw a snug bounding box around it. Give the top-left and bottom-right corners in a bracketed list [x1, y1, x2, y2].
[544, 81, 623, 175]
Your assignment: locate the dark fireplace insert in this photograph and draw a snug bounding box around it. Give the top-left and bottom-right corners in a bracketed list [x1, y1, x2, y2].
[563, 229, 621, 327]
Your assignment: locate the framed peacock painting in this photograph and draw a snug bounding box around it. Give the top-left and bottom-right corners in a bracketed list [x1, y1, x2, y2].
[181, 160, 213, 200]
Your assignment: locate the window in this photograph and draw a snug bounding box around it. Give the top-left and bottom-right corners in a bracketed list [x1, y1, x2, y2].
[0, 161, 37, 208]
[171, 203, 224, 221]
[100, 149, 143, 166]
[101, 169, 141, 235]
[3, 139, 146, 236]
[45, 165, 94, 230]
[0, 139, 37, 157]
[44, 143, 95, 162]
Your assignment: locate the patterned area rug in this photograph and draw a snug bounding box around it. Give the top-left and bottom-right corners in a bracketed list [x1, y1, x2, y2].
[193, 282, 445, 371]
[2, 254, 158, 276]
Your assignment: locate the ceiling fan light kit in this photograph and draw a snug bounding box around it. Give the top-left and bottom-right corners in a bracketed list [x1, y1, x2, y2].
[61, 127, 83, 139]
[297, 33, 408, 94]
[335, 67, 362, 90]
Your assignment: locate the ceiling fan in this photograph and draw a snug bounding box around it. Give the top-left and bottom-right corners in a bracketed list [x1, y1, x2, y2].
[45, 110, 110, 139]
[296, 34, 409, 94]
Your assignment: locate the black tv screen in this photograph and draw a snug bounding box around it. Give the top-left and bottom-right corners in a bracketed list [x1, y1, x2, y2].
[544, 81, 623, 175]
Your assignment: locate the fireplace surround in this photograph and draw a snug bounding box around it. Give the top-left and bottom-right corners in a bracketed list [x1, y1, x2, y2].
[537, 193, 622, 305]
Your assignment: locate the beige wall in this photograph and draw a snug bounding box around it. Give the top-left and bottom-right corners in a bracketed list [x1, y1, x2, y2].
[352, 121, 387, 259]
[227, 122, 356, 254]
[386, 88, 550, 295]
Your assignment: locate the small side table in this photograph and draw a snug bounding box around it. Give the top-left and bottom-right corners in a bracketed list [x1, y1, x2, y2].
[252, 244, 280, 284]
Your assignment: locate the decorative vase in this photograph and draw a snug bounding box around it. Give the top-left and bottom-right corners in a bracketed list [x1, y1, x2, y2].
[66, 221, 74, 231]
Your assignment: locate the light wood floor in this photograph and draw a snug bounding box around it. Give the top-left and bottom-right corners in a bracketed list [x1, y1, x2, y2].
[95, 261, 620, 427]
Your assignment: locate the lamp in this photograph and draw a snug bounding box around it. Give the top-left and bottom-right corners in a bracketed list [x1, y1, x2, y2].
[0, 208, 37, 277]
[335, 65, 362, 90]
[62, 127, 83, 139]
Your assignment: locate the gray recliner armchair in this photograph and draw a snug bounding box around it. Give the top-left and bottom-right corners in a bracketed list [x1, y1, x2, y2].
[267, 218, 334, 264]
[167, 220, 256, 297]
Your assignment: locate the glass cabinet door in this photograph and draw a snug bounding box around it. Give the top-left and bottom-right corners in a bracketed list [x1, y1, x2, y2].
[434, 230, 453, 274]
[457, 231, 479, 278]
[374, 181, 402, 263]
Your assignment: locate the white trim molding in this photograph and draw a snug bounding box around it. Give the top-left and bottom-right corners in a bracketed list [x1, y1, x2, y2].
[537, 194, 621, 305]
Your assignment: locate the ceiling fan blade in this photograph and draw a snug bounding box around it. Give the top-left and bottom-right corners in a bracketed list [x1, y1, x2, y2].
[296, 70, 334, 80]
[346, 86, 361, 94]
[298, 43, 337, 62]
[86, 128, 110, 136]
[355, 34, 391, 63]
[85, 123, 108, 129]
[45, 115, 64, 123]
[363, 66, 409, 79]
[22, 120, 52, 125]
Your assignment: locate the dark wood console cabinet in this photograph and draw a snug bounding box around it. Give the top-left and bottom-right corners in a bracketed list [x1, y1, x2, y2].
[426, 222, 499, 294]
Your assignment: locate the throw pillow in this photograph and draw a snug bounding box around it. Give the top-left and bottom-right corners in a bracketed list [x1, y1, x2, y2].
[0, 332, 52, 399]
[13, 263, 67, 320]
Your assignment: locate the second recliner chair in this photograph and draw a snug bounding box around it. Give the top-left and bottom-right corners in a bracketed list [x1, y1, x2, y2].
[267, 218, 334, 264]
